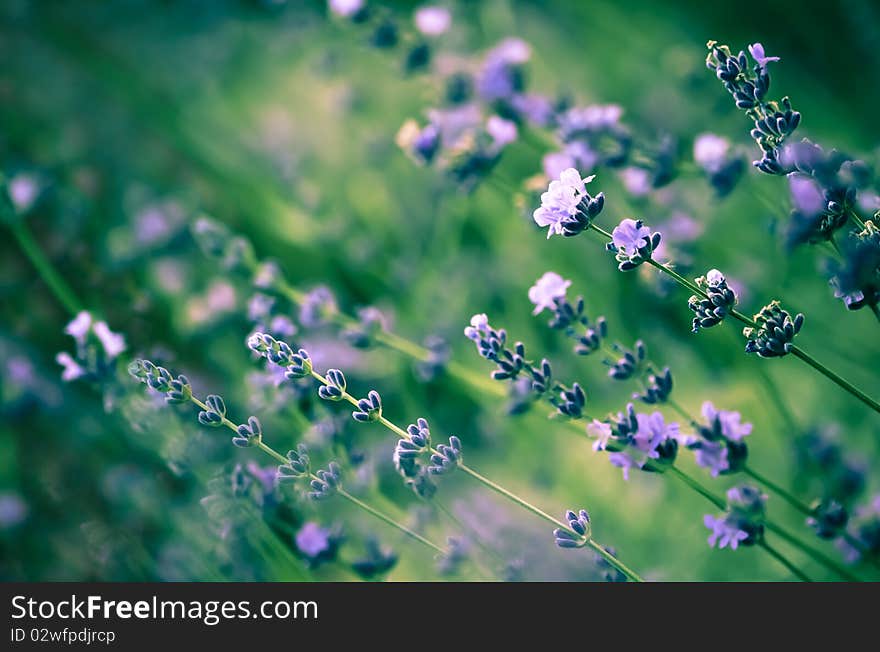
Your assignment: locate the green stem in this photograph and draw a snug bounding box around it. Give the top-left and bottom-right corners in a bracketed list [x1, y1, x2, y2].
[743, 465, 812, 517]
[789, 346, 880, 415]
[457, 464, 644, 583]
[337, 488, 445, 555]
[592, 222, 880, 415]
[848, 209, 868, 231]
[9, 220, 83, 316]
[758, 540, 813, 582]
[764, 521, 861, 582]
[667, 466, 726, 509]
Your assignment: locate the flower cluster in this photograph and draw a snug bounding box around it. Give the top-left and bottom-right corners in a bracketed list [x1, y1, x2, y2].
[688, 270, 738, 333]
[827, 219, 880, 312]
[704, 485, 767, 550]
[553, 509, 591, 549]
[606, 219, 662, 271]
[309, 462, 343, 501]
[393, 418, 436, 498]
[528, 272, 608, 356]
[128, 359, 191, 404]
[605, 340, 647, 381]
[588, 405, 679, 479]
[532, 168, 604, 238]
[742, 301, 804, 358]
[56, 311, 126, 383]
[682, 402, 752, 477]
[838, 495, 880, 564]
[277, 444, 311, 484]
[807, 499, 849, 540]
[705, 41, 796, 175]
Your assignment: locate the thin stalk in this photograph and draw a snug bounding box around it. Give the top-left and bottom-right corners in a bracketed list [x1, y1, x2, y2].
[743, 465, 812, 517]
[189, 396, 445, 555]
[758, 540, 813, 582]
[764, 521, 861, 582]
[307, 370, 644, 582]
[457, 463, 644, 583]
[10, 220, 83, 316]
[789, 346, 880, 415]
[590, 222, 880, 415]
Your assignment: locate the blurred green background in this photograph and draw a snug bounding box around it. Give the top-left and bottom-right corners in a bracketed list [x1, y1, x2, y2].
[1, 0, 878, 581]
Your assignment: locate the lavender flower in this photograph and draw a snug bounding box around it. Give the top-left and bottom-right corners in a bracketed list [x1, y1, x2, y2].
[428, 435, 462, 475]
[532, 168, 604, 238]
[309, 462, 343, 500]
[699, 401, 753, 442]
[351, 538, 398, 579]
[807, 499, 848, 540]
[553, 509, 591, 548]
[743, 301, 804, 358]
[688, 269, 738, 332]
[277, 444, 311, 483]
[594, 406, 679, 479]
[351, 390, 382, 422]
[318, 369, 347, 401]
[606, 219, 661, 271]
[299, 286, 338, 328]
[57, 312, 126, 383]
[528, 272, 572, 315]
[704, 485, 767, 549]
[748, 43, 780, 69]
[296, 522, 331, 557]
[328, 0, 364, 19]
[414, 6, 451, 37]
[233, 416, 262, 448]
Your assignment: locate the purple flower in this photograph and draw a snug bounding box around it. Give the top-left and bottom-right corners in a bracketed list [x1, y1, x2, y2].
[463, 313, 490, 341]
[611, 218, 651, 253]
[693, 133, 730, 173]
[414, 6, 451, 36]
[788, 173, 825, 216]
[295, 522, 331, 558]
[587, 420, 612, 452]
[328, 0, 363, 18]
[486, 115, 518, 147]
[64, 311, 93, 343]
[634, 411, 679, 454]
[8, 174, 40, 212]
[93, 322, 126, 358]
[0, 492, 28, 529]
[533, 168, 594, 238]
[528, 272, 571, 315]
[704, 514, 749, 549]
[619, 167, 651, 197]
[701, 401, 753, 441]
[608, 452, 640, 481]
[509, 93, 555, 127]
[693, 440, 730, 477]
[55, 352, 86, 382]
[748, 43, 780, 68]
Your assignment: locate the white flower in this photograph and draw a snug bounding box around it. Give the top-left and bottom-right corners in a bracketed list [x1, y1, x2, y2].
[705, 269, 725, 286]
[64, 311, 93, 343]
[693, 133, 730, 173]
[414, 6, 451, 36]
[528, 272, 571, 315]
[93, 321, 126, 358]
[587, 420, 612, 452]
[328, 0, 363, 17]
[56, 352, 86, 382]
[486, 115, 518, 147]
[464, 313, 489, 340]
[8, 175, 40, 212]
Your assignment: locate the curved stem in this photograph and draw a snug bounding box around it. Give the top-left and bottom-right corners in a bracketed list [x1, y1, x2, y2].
[758, 540, 813, 582]
[9, 220, 83, 316]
